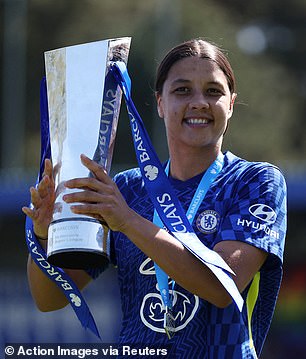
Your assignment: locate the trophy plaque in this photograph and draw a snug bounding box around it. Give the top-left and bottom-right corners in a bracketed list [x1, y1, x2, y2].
[45, 37, 131, 269]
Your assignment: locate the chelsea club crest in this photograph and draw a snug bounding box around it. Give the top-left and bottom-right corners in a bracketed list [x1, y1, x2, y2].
[196, 210, 220, 234]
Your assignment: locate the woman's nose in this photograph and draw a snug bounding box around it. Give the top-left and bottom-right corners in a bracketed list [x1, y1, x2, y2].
[189, 92, 209, 109]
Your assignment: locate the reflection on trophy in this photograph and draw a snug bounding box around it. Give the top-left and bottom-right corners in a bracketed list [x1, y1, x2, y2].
[45, 38, 131, 269]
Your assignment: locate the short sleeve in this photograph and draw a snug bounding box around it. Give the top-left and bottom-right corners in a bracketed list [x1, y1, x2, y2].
[218, 164, 287, 262]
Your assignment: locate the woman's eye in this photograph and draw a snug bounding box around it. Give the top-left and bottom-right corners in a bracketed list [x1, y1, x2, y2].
[174, 87, 190, 94]
[207, 88, 223, 95]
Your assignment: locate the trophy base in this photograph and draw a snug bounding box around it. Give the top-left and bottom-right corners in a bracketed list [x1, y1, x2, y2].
[47, 218, 110, 270]
[48, 249, 109, 269]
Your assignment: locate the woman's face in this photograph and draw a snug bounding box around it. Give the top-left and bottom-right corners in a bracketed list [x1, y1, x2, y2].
[156, 56, 236, 153]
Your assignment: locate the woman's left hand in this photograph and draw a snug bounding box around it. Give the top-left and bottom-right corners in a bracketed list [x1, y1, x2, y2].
[63, 154, 133, 233]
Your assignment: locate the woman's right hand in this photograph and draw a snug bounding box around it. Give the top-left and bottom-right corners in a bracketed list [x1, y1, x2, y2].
[22, 159, 55, 239]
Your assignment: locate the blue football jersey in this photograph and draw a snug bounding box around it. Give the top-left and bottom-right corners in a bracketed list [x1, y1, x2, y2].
[89, 151, 287, 358]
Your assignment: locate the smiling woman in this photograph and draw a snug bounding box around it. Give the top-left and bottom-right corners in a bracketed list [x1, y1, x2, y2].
[23, 38, 287, 359]
[156, 56, 236, 180]
[154, 39, 238, 183]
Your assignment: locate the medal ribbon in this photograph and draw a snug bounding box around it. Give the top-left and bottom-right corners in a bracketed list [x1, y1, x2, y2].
[24, 78, 101, 339]
[153, 154, 224, 314]
[110, 61, 244, 311]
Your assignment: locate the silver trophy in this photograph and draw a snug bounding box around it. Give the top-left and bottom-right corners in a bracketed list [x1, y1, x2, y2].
[45, 38, 131, 269]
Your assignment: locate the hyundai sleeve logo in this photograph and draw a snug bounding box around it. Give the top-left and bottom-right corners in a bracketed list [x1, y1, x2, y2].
[249, 204, 276, 223]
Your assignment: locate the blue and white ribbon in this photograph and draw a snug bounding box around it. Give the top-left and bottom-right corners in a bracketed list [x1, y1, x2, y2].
[25, 78, 101, 339]
[153, 155, 224, 312]
[110, 61, 244, 311]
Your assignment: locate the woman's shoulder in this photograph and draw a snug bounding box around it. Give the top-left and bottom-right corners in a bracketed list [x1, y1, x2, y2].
[224, 151, 285, 181]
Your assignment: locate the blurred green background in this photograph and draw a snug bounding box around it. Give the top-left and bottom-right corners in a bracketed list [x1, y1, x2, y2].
[1, 0, 306, 357]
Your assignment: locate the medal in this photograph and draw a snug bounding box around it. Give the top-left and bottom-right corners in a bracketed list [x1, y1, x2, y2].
[164, 307, 176, 339]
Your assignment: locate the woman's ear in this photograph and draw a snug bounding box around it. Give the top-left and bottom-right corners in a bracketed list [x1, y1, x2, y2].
[155, 92, 164, 118]
[227, 93, 237, 119]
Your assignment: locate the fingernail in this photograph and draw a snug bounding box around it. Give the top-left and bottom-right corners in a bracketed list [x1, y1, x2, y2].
[80, 154, 89, 162]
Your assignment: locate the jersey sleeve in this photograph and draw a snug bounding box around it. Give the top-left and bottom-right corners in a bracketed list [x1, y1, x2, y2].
[85, 173, 125, 280]
[217, 164, 287, 262]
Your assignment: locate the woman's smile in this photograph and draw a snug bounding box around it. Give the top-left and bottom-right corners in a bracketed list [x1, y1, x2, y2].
[184, 117, 212, 126]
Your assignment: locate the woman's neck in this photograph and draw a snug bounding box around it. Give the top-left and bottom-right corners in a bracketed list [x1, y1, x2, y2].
[169, 147, 221, 181]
